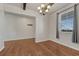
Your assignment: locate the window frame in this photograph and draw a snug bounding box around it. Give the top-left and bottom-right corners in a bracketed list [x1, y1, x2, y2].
[58, 8, 74, 32]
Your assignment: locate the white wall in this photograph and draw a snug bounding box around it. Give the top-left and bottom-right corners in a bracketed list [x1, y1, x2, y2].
[43, 15, 49, 40]
[3, 4, 48, 42]
[4, 12, 35, 41]
[4, 4, 44, 42]
[0, 4, 5, 51]
[49, 4, 79, 51]
[3, 4, 49, 42]
[36, 15, 49, 42]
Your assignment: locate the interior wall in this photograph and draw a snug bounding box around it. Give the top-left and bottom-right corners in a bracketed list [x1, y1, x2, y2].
[0, 10, 4, 50]
[4, 4, 48, 42]
[36, 15, 49, 42]
[43, 15, 49, 40]
[49, 4, 79, 51]
[4, 12, 36, 41]
[0, 4, 5, 51]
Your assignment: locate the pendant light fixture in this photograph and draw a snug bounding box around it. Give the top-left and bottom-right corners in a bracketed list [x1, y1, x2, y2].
[37, 3, 54, 15]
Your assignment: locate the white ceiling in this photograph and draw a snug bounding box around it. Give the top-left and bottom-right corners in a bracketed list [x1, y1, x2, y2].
[5, 3, 71, 14]
[26, 3, 71, 14]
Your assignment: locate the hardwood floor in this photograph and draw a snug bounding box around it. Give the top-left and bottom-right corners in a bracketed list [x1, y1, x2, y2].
[0, 39, 79, 56]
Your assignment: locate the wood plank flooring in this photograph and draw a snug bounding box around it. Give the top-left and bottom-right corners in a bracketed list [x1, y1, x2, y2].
[0, 39, 79, 56]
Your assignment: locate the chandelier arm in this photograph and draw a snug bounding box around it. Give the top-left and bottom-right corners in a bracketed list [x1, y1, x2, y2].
[37, 3, 54, 15]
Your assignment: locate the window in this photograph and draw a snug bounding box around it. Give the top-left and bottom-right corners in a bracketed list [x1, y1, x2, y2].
[60, 11, 74, 32]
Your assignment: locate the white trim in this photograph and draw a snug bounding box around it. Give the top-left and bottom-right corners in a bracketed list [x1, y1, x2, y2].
[50, 39, 79, 51]
[58, 7, 74, 32]
[0, 46, 4, 52]
[35, 39, 48, 43]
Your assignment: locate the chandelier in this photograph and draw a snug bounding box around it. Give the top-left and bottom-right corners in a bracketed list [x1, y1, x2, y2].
[37, 3, 54, 15]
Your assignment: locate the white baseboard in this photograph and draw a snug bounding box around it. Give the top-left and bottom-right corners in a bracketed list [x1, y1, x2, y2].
[4, 37, 35, 41]
[35, 39, 49, 43]
[50, 39, 79, 51]
[0, 46, 4, 52]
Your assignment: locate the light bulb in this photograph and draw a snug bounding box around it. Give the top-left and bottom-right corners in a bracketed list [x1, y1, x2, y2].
[40, 10, 42, 13]
[47, 5, 51, 9]
[45, 9, 48, 12]
[37, 7, 41, 10]
[41, 4, 45, 8]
